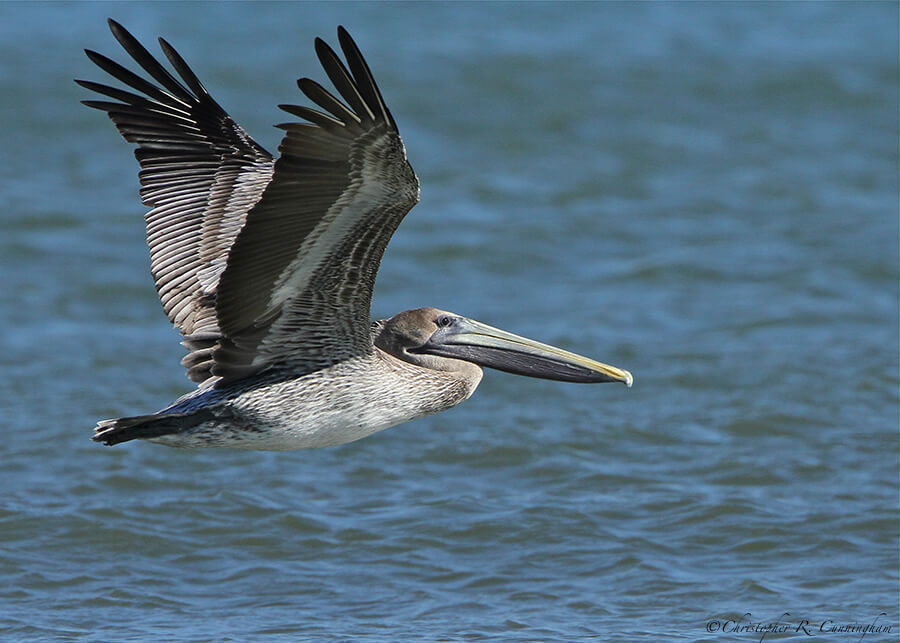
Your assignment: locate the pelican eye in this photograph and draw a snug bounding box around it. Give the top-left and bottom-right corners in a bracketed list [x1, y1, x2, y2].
[436, 315, 454, 328]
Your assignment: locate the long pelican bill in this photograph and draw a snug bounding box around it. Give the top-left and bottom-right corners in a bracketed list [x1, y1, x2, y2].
[414, 317, 633, 386]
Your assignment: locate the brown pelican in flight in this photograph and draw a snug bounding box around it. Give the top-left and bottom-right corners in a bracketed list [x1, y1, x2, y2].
[79, 20, 632, 450]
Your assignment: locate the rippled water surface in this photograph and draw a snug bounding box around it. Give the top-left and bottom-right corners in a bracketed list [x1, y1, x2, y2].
[1, 2, 897, 641]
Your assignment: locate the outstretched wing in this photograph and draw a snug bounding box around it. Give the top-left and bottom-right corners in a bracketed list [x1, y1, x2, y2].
[212, 27, 420, 384]
[78, 19, 275, 379]
[81, 22, 419, 386]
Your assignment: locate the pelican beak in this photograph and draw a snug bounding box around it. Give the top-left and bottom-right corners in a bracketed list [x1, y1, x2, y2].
[415, 317, 633, 386]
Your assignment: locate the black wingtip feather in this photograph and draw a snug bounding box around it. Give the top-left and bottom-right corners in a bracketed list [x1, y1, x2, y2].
[297, 77, 362, 126]
[335, 26, 396, 131]
[107, 18, 127, 40]
[106, 19, 197, 104]
[313, 35, 377, 123]
[83, 47, 179, 106]
[278, 103, 348, 132]
[158, 36, 215, 104]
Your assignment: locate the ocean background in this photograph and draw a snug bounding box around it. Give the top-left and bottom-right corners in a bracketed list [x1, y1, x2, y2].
[1, 2, 897, 640]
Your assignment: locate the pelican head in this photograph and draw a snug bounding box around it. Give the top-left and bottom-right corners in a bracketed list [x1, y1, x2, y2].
[375, 308, 633, 385]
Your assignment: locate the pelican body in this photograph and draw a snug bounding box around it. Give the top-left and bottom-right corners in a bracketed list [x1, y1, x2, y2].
[81, 21, 632, 450]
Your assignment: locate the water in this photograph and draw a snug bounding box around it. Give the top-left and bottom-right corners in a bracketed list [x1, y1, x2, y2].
[1, 2, 897, 640]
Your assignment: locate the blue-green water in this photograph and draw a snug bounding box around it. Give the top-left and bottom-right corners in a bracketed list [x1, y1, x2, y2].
[1, 2, 897, 641]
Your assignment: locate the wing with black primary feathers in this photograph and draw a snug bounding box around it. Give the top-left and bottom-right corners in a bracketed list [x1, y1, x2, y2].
[79, 22, 420, 386]
[77, 19, 275, 380]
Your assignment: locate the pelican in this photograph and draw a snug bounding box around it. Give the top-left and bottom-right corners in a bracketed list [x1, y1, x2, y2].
[80, 20, 632, 450]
